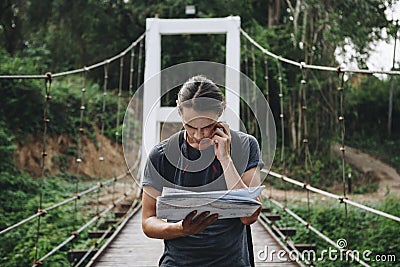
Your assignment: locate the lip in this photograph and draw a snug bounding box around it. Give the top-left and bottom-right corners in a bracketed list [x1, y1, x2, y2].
[198, 138, 212, 144]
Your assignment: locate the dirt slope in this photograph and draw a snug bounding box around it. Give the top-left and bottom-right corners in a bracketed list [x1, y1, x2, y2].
[332, 143, 400, 200]
[14, 129, 129, 178]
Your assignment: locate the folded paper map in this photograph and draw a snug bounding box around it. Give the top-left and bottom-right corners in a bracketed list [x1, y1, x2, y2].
[156, 186, 264, 220]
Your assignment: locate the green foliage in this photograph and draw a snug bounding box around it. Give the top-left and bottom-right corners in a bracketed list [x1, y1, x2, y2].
[272, 197, 400, 266]
[0, 49, 44, 136]
[353, 182, 380, 194]
[0, 47, 125, 144]
[0, 121, 16, 172]
[345, 74, 400, 172]
[0, 1, 398, 265]
[51, 155, 71, 172]
[346, 75, 400, 137]
[0, 173, 98, 267]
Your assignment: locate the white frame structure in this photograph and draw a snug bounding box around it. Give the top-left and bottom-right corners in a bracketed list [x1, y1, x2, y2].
[141, 16, 241, 180]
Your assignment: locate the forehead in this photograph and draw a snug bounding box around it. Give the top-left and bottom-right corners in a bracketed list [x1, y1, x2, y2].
[180, 107, 219, 125]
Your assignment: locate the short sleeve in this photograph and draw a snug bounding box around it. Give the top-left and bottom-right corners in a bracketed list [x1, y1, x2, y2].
[142, 145, 166, 193]
[245, 135, 264, 172]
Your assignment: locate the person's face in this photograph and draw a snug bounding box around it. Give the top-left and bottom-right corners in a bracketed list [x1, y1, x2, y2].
[180, 107, 219, 146]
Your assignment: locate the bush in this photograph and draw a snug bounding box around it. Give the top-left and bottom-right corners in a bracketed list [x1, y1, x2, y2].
[271, 197, 400, 266]
[0, 121, 16, 172]
[0, 173, 95, 267]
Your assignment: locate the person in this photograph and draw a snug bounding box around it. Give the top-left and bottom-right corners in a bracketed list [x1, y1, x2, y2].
[141, 75, 264, 267]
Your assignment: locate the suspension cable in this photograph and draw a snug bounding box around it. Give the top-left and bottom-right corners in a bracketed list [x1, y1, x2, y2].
[337, 69, 350, 248]
[0, 34, 145, 80]
[300, 62, 315, 250]
[267, 196, 371, 267]
[74, 68, 87, 232]
[242, 34, 250, 132]
[264, 55, 270, 103]
[275, 61, 288, 208]
[126, 45, 140, 187]
[128, 47, 135, 96]
[33, 72, 52, 265]
[300, 62, 312, 171]
[31, 187, 134, 267]
[0, 171, 130, 236]
[115, 56, 125, 200]
[239, 28, 400, 76]
[136, 39, 144, 90]
[299, 63, 312, 226]
[97, 63, 109, 216]
[263, 170, 400, 223]
[263, 55, 273, 211]
[0, 33, 145, 266]
[251, 41, 259, 139]
[264, 55, 271, 180]
[116, 56, 126, 195]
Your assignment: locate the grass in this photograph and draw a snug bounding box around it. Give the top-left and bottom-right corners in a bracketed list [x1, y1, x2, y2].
[264, 196, 400, 267]
[0, 172, 111, 267]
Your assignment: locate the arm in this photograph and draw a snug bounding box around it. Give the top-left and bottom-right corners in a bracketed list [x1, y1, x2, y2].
[212, 123, 248, 190]
[212, 124, 261, 190]
[212, 124, 263, 224]
[142, 186, 184, 239]
[240, 166, 263, 225]
[142, 186, 218, 240]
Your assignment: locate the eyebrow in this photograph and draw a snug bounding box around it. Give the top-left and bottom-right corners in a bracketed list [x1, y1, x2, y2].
[185, 122, 216, 129]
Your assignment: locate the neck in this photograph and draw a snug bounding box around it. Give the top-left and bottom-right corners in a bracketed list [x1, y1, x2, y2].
[184, 131, 199, 149]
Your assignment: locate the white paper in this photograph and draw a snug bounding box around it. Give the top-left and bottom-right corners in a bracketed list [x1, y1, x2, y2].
[156, 186, 264, 220]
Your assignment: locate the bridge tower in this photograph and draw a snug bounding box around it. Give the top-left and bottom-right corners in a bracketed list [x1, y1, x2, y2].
[140, 16, 241, 182]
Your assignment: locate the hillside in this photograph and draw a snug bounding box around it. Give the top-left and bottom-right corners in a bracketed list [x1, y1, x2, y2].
[14, 129, 128, 179]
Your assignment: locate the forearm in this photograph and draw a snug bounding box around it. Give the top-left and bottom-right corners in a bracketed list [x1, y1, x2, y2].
[142, 216, 185, 240]
[220, 157, 248, 190]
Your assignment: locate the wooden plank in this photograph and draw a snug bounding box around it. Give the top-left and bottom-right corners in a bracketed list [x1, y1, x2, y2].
[94, 209, 299, 266]
[251, 221, 299, 266]
[94, 211, 163, 266]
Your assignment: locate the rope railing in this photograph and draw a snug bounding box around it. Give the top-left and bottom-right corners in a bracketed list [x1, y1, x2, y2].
[0, 33, 145, 79]
[31, 186, 135, 267]
[240, 28, 400, 76]
[74, 200, 139, 267]
[266, 196, 371, 267]
[0, 31, 146, 266]
[262, 169, 400, 223]
[34, 73, 52, 262]
[0, 171, 130, 236]
[258, 213, 308, 267]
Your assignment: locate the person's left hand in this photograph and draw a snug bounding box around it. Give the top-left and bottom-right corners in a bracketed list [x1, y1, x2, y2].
[240, 195, 262, 225]
[240, 205, 262, 225]
[211, 122, 231, 162]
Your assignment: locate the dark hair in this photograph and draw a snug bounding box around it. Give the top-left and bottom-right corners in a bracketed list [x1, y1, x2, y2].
[177, 75, 225, 115]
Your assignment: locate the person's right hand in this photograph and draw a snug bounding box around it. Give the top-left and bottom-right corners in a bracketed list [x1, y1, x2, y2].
[180, 210, 219, 236]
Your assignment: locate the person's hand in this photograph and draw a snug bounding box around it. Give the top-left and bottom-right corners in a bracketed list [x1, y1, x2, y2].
[211, 122, 231, 162]
[240, 205, 262, 225]
[180, 210, 219, 236]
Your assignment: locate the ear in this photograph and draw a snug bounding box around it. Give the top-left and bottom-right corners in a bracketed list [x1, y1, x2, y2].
[176, 100, 182, 116]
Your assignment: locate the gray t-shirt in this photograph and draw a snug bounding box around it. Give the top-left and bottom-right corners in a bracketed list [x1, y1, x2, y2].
[142, 130, 264, 267]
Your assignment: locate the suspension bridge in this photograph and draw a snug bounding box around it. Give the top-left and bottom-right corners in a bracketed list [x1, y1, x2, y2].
[0, 17, 399, 267]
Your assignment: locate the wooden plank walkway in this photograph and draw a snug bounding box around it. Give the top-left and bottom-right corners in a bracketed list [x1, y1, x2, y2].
[93, 210, 298, 266]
